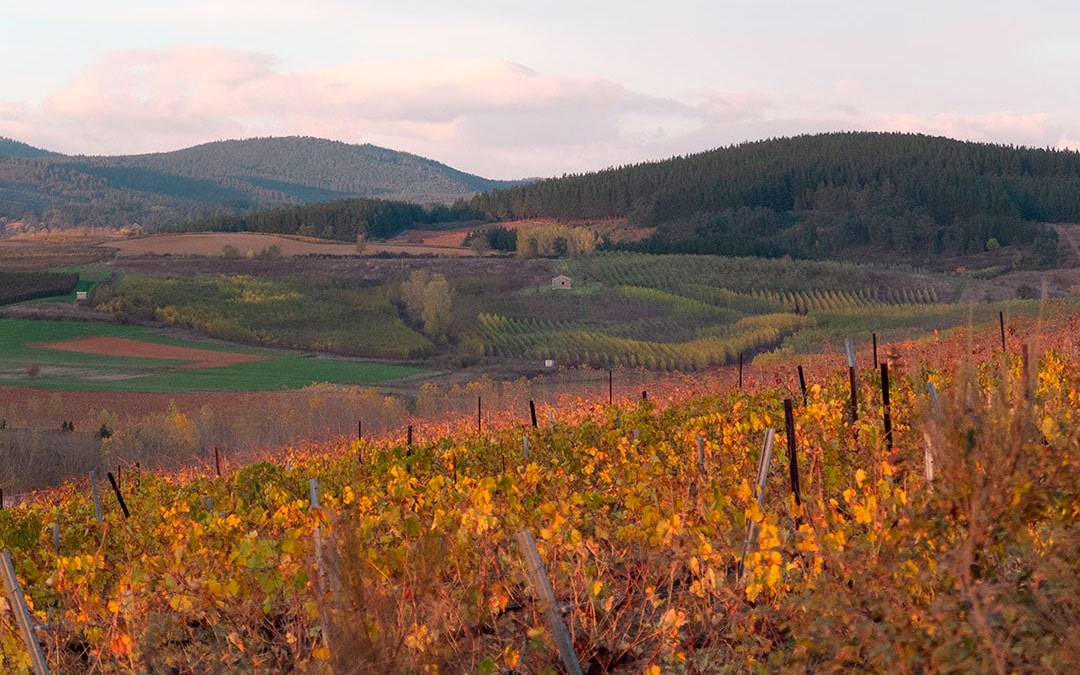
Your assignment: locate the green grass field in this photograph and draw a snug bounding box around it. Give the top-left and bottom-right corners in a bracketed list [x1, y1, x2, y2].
[0, 319, 425, 392]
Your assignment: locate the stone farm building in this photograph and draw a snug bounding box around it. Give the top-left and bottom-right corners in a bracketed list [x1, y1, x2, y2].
[551, 275, 572, 290]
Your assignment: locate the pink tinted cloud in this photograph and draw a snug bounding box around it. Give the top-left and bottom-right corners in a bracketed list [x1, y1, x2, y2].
[4, 45, 1077, 177]
[833, 79, 859, 94]
[875, 111, 1051, 146]
[17, 46, 688, 174]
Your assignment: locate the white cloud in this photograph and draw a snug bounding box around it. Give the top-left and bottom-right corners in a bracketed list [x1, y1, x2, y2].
[1058, 136, 1080, 151]
[874, 111, 1052, 147]
[4, 47, 704, 175]
[833, 79, 859, 94]
[0, 0, 360, 27]
[1, 45, 1077, 177]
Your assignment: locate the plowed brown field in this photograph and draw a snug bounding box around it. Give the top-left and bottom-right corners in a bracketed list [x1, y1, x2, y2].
[34, 336, 270, 370]
[105, 232, 477, 257]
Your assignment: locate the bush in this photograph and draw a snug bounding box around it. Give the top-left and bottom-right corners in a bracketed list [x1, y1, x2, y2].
[259, 244, 283, 260]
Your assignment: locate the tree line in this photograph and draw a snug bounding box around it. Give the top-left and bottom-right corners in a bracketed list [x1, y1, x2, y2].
[462, 132, 1075, 263]
[176, 198, 482, 241]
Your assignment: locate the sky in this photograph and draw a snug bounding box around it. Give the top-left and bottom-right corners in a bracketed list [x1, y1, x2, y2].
[1, 0, 1078, 179]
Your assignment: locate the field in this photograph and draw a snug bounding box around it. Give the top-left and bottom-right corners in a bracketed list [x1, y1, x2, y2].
[0, 239, 114, 272]
[0, 318, 1076, 672]
[106, 232, 479, 257]
[0, 272, 79, 305]
[89, 243, 996, 371]
[0, 319, 424, 393]
[1, 235, 1077, 490]
[7, 234, 1078, 378]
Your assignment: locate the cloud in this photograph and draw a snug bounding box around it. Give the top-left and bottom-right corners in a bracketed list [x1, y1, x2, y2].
[1, 45, 1077, 178]
[0, 0, 360, 27]
[1058, 136, 1080, 151]
[6, 46, 709, 175]
[874, 111, 1052, 146]
[833, 79, 859, 94]
[0, 101, 39, 145]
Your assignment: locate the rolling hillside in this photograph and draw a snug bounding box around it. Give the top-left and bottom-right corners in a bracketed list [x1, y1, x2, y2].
[0, 136, 520, 233]
[0, 137, 57, 158]
[465, 132, 1075, 265]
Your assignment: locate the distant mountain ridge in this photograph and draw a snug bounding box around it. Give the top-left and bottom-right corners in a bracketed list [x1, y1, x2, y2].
[0, 136, 521, 233]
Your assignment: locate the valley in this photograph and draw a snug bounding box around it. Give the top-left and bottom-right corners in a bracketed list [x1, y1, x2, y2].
[2, 131, 1080, 672]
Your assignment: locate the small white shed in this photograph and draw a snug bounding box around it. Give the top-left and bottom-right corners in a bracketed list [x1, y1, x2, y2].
[551, 275, 572, 290]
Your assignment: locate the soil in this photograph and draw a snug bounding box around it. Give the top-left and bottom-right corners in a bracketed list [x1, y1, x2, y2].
[109, 254, 556, 287]
[104, 232, 477, 258]
[32, 336, 270, 369]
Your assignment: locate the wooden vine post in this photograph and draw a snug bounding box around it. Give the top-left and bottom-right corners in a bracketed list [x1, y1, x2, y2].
[515, 529, 584, 675]
[1021, 344, 1032, 401]
[309, 479, 336, 655]
[784, 399, 801, 507]
[925, 381, 941, 483]
[881, 363, 893, 452]
[846, 338, 858, 425]
[106, 472, 130, 519]
[89, 471, 103, 524]
[739, 428, 776, 582]
[0, 550, 50, 674]
[797, 365, 807, 405]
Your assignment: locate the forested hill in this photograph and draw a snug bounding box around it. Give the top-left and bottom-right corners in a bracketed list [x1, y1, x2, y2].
[117, 137, 516, 202]
[0, 136, 520, 234]
[0, 137, 57, 158]
[466, 132, 1073, 263]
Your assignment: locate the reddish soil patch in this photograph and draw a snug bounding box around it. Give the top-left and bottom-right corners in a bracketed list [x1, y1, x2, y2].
[395, 228, 473, 247]
[33, 336, 270, 370]
[104, 232, 476, 258]
[106, 233, 358, 257]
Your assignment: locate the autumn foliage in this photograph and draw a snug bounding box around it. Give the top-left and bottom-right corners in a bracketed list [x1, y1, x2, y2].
[0, 321, 1079, 672]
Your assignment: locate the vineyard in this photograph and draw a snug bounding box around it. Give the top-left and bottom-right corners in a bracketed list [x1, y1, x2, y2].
[0, 273, 79, 306]
[0, 320, 1078, 672]
[576, 252, 942, 300]
[473, 312, 814, 370]
[464, 252, 955, 370]
[63, 246, 982, 372]
[94, 275, 436, 360]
